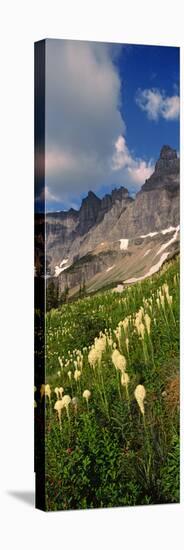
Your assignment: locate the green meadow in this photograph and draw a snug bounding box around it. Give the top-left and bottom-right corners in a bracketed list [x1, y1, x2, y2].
[37, 255, 179, 510]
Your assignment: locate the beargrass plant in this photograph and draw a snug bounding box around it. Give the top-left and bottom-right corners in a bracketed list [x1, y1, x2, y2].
[42, 255, 180, 510]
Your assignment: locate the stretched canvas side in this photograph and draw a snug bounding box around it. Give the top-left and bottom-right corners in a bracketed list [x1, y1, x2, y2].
[34, 39, 46, 511]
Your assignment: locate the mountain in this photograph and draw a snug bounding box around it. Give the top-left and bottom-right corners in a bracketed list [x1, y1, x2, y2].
[44, 145, 179, 296]
[46, 185, 133, 274]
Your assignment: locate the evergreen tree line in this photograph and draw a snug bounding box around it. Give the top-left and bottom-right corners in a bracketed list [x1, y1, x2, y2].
[46, 278, 86, 311]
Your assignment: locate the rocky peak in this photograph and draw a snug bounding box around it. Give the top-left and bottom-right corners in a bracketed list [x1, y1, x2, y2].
[80, 191, 101, 214]
[78, 190, 101, 234]
[160, 145, 177, 159]
[111, 186, 129, 202]
[154, 145, 179, 176]
[141, 145, 179, 192]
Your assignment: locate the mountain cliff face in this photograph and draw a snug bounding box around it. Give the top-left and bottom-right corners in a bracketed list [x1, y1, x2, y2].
[45, 145, 179, 294]
[46, 186, 133, 273]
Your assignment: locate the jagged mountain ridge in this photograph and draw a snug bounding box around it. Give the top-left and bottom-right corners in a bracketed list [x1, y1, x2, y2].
[46, 186, 133, 272]
[45, 145, 179, 294]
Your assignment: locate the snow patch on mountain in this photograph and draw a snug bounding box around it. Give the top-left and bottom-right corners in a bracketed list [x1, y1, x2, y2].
[106, 265, 115, 272]
[156, 227, 179, 256]
[140, 231, 158, 239]
[143, 249, 151, 257]
[161, 226, 176, 235]
[124, 252, 169, 284]
[55, 258, 69, 277]
[119, 239, 129, 250]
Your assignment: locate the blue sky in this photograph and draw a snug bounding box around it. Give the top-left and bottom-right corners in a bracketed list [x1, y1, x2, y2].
[116, 44, 179, 159]
[43, 40, 179, 212]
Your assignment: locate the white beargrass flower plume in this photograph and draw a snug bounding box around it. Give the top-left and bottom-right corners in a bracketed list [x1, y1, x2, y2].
[54, 399, 63, 431]
[121, 372, 131, 413]
[74, 369, 81, 382]
[58, 387, 64, 399]
[139, 322, 145, 340]
[72, 396, 78, 413]
[112, 349, 127, 401]
[94, 335, 107, 363]
[144, 313, 151, 335]
[162, 283, 169, 299]
[88, 347, 99, 369]
[125, 337, 129, 353]
[61, 395, 71, 421]
[83, 389, 91, 402]
[121, 372, 129, 388]
[58, 357, 63, 370]
[83, 389, 91, 410]
[112, 349, 126, 372]
[54, 387, 60, 399]
[167, 294, 173, 305]
[134, 384, 146, 416]
[160, 295, 165, 309]
[77, 354, 83, 370]
[122, 317, 129, 333]
[68, 370, 72, 381]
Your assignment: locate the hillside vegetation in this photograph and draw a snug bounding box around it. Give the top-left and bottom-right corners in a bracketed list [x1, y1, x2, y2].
[37, 255, 179, 510]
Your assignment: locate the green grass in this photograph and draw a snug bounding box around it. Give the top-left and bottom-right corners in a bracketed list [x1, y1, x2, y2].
[37, 255, 180, 510]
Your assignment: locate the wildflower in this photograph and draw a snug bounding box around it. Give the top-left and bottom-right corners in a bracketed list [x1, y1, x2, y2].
[77, 355, 83, 370]
[160, 295, 165, 309]
[74, 369, 81, 382]
[138, 322, 145, 340]
[58, 357, 63, 369]
[166, 294, 173, 306]
[121, 372, 130, 388]
[94, 335, 106, 354]
[57, 370, 61, 377]
[54, 399, 63, 430]
[134, 384, 146, 415]
[72, 396, 78, 413]
[61, 395, 71, 410]
[88, 347, 99, 368]
[60, 395, 71, 421]
[122, 317, 129, 332]
[107, 336, 113, 347]
[125, 337, 129, 353]
[144, 313, 151, 335]
[58, 387, 64, 398]
[112, 350, 126, 372]
[162, 283, 169, 298]
[68, 370, 72, 381]
[83, 389, 91, 403]
[54, 387, 60, 399]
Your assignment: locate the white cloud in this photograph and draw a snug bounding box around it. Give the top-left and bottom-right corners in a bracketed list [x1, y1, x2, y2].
[44, 40, 154, 208]
[135, 88, 180, 121]
[112, 136, 154, 184]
